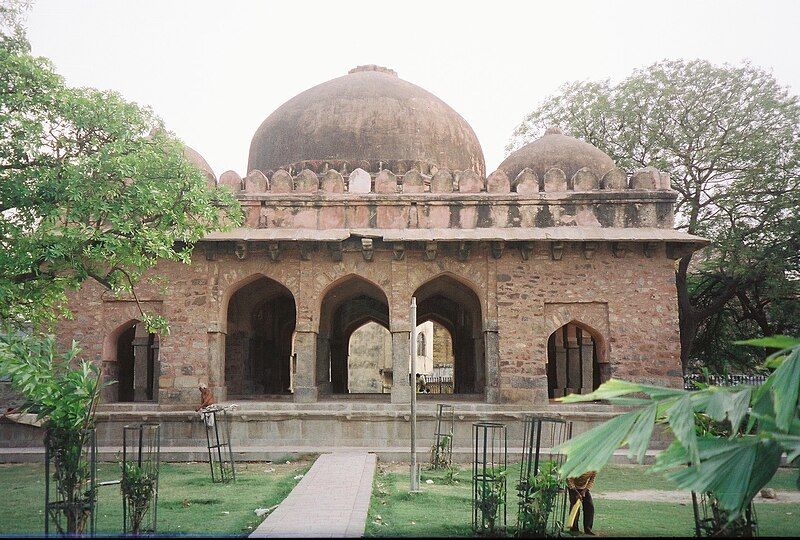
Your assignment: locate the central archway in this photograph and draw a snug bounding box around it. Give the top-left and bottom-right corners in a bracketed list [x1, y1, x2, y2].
[225, 276, 296, 398]
[317, 275, 390, 395]
[413, 274, 484, 394]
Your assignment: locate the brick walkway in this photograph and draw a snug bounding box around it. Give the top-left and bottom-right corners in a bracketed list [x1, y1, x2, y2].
[251, 452, 377, 538]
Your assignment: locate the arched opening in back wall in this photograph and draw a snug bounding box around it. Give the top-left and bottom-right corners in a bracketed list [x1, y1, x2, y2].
[413, 275, 484, 394]
[225, 276, 296, 398]
[112, 321, 159, 403]
[546, 322, 606, 398]
[317, 275, 390, 395]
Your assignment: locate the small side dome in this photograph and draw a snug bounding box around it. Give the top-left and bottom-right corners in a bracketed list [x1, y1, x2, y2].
[499, 127, 616, 183]
[183, 145, 216, 182]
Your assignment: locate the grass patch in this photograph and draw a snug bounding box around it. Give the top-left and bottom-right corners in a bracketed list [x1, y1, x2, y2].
[366, 463, 799, 537]
[0, 459, 312, 536]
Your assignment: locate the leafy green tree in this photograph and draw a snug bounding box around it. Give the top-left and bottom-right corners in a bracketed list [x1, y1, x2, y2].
[1, 20, 242, 332]
[508, 60, 800, 372]
[554, 336, 800, 528]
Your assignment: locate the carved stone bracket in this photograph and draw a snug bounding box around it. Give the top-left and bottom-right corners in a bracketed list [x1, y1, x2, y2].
[392, 242, 405, 261]
[299, 243, 313, 261]
[550, 241, 564, 261]
[424, 241, 437, 261]
[491, 241, 505, 260]
[361, 238, 374, 261]
[328, 241, 343, 262]
[234, 241, 248, 260]
[267, 242, 280, 262]
[457, 241, 471, 262]
[519, 242, 534, 261]
[204, 243, 216, 261]
[611, 242, 627, 258]
[643, 241, 659, 258]
[583, 242, 596, 260]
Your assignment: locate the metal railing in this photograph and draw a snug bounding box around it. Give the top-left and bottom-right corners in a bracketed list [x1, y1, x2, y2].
[683, 373, 768, 390]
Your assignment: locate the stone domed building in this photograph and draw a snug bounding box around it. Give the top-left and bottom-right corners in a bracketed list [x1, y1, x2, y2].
[3, 65, 705, 458]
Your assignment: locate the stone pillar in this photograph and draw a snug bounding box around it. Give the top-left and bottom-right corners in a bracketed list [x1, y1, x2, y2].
[315, 333, 332, 395]
[391, 331, 411, 404]
[132, 324, 150, 402]
[473, 334, 486, 394]
[566, 324, 581, 395]
[580, 332, 595, 394]
[293, 330, 318, 403]
[484, 326, 501, 403]
[207, 321, 227, 403]
[554, 327, 568, 398]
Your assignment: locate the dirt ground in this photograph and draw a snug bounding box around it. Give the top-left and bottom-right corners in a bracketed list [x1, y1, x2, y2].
[596, 489, 800, 504]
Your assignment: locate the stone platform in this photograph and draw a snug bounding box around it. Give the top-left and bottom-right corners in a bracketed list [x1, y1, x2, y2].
[0, 401, 668, 463]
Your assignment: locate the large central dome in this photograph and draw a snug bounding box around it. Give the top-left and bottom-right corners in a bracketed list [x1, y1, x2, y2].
[247, 65, 485, 175]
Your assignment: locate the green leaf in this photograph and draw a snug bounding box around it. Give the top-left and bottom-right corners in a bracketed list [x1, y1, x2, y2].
[767, 347, 800, 432]
[665, 394, 699, 465]
[734, 336, 800, 349]
[554, 410, 639, 478]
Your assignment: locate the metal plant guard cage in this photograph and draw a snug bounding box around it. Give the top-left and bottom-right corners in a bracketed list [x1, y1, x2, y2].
[517, 415, 573, 537]
[691, 491, 758, 537]
[122, 423, 161, 535]
[472, 422, 508, 535]
[431, 404, 455, 469]
[44, 427, 97, 537]
[201, 406, 236, 483]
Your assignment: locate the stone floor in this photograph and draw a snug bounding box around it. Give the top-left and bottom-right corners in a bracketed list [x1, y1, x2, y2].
[250, 452, 377, 538]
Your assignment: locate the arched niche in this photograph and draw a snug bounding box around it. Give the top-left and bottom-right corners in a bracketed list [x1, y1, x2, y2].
[225, 275, 296, 398]
[317, 275, 390, 395]
[105, 320, 159, 403]
[413, 274, 484, 394]
[546, 321, 607, 398]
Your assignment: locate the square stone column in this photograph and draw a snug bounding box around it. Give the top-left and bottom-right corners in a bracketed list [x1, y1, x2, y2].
[294, 330, 318, 403]
[207, 326, 227, 403]
[132, 324, 150, 402]
[483, 329, 501, 403]
[391, 331, 411, 404]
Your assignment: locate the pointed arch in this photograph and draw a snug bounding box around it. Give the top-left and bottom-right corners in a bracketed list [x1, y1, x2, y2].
[102, 318, 159, 402]
[317, 274, 390, 394]
[413, 274, 484, 394]
[546, 320, 608, 399]
[224, 274, 297, 397]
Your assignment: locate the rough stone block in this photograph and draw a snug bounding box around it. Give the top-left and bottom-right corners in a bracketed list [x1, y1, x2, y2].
[244, 170, 268, 193]
[219, 170, 242, 191]
[456, 170, 483, 193]
[294, 169, 319, 192]
[601, 168, 628, 189]
[348, 168, 371, 193]
[430, 168, 453, 193]
[321, 169, 345, 193]
[572, 167, 599, 191]
[631, 167, 659, 189]
[401, 170, 425, 193]
[271, 169, 293, 193]
[543, 168, 567, 192]
[514, 168, 539, 195]
[374, 170, 398, 193]
[486, 169, 510, 193]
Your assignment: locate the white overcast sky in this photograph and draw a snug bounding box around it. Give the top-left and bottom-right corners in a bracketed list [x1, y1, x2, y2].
[24, 0, 800, 176]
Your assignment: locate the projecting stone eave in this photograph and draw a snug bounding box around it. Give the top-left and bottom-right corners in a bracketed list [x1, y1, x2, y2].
[201, 226, 707, 245]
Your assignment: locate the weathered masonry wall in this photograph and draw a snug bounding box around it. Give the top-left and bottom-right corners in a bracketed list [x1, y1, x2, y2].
[55, 238, 682, 407]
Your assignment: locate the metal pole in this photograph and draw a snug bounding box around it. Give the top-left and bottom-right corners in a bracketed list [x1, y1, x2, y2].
[410, 297, 420, 492]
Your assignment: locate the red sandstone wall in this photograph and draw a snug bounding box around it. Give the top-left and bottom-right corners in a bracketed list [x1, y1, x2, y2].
[56, 241, 681, 406]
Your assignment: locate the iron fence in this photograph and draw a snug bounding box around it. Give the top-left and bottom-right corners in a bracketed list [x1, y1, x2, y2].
[683, 373, 768, 391]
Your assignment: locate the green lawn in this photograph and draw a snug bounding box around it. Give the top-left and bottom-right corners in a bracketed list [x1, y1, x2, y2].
[0, 459, 312, 536]
[367, 463, 800, 537]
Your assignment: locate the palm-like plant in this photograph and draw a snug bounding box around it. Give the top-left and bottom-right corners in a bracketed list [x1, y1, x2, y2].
[554, 336, 799, 525]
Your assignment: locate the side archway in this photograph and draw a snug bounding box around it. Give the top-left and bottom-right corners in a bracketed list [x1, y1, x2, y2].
[546, 321, 608, 398]
[103, 319, 159, 402]
[413, 274, 484, 394]
[317, 275, 390, 394]
[224, 275, 296, 397]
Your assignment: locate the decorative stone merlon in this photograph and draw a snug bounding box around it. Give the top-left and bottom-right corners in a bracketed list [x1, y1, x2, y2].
[572, 168, 599, 191]
[456, 170, 483, 193]
[543, 168, 567, 192]
[486, 169, 510, 193]
[402, 169, 425, 193]
[430, 168, 454, 193]
[321, 169, 345, 193]
[348, 168, 371, 193]
[271, 169, 293, 193]
[244, 170, 268, 193]
[374, 170, 397, 193]
[219, 170, 242, 191]
[294, 169, 319, 192]
[514, 168, 539, 195]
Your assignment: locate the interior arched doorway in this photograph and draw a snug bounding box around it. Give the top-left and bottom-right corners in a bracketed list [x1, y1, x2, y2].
[413, 275, 484, 395]
[112, 321, 159, 402]
[546, 322, 606, 398]
[317, 275, 390, 395]
[225, 276, 296, 398]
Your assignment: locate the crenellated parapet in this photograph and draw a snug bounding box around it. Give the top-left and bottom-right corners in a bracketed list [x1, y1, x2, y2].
[215, 165, 672, 195]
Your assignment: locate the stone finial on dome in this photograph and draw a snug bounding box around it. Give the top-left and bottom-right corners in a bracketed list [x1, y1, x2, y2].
[544, 126, 564, 135]
[348, 65, 397, 77]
